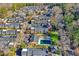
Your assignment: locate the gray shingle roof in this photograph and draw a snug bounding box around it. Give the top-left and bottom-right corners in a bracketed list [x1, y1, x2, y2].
[8, 18, 16, 21]
[22, 48, 48, 56]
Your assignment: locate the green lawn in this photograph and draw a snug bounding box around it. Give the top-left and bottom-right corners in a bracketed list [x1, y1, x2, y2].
[50, 31, 58, 44]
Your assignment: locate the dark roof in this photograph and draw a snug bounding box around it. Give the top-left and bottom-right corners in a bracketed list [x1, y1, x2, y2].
[16, 48, 22, 56]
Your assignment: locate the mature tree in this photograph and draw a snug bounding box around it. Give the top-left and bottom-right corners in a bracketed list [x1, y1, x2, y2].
[64, 13, 74, 24]
[20, 41, 26, 48]
[7, 47, 16, 56]
[52, 6, 62, 14]
[72, 28, 79, 46]
[0, 7, 8, 18]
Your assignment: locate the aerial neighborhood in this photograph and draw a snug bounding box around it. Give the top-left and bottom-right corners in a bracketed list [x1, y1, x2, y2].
[0, 3, 79, 56]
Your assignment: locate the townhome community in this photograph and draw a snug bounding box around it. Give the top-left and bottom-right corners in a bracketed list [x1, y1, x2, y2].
[0, 3, 79, 56]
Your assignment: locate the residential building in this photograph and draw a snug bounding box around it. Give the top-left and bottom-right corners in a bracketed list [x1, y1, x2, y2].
[21, 48, 48, 56]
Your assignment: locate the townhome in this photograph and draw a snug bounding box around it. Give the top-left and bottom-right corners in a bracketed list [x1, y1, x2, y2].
[30, 15, 50, 33]
[21, 48, 48, 56]
[0, 30, 17, 38]
[6, 23, 20, 29]
[15, 17, 24, 23]
[7, 18, 16, 23]
[0, 24, 5, 28]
